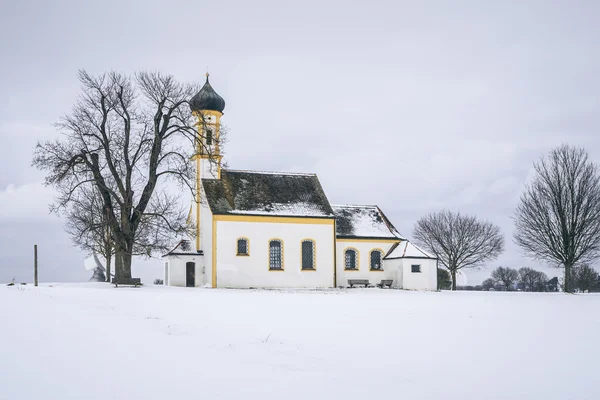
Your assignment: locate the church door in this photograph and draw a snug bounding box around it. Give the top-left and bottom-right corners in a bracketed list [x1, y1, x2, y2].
[186, 262, 195, 287]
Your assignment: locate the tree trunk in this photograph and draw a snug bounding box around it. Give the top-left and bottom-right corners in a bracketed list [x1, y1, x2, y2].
[104, 239, 112, 282]
[105, 254, 112, 283]
[115, 249, 132, 280]
[564, 263, 572, 293]
[451, 269, 457, 291]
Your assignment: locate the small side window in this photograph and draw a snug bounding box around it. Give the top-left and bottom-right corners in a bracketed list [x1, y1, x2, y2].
[411, 264, 421, 273]
[237, 238, 249, 256]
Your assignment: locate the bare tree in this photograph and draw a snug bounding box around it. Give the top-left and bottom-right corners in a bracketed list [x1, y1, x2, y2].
[491, 267, 519, 291]
[413, 210, 505, 290]
[481, 278, 496, 291]
[33, 71, 217, 280]
[437, 268, 452, 290]
[514, 145, 600, 293]
[64, 185, 114, 280]
[533, 270, 549, 292]
[516, 267, 548, 292]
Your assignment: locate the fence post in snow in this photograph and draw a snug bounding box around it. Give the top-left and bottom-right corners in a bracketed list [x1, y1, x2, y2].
[34, 244, 38, 287]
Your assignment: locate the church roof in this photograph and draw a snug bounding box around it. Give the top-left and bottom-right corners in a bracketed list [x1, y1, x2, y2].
[189, 74, 226, 113]
[332, 204, 405, 240]
[384, 241, 436, 260]
[202, 169, 335, 218]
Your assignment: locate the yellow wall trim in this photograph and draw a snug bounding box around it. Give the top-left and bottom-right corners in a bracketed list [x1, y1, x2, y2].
[214, 214, 335, 225]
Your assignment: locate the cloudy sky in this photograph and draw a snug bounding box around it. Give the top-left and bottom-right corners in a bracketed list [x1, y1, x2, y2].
[1, 0, 599, 284]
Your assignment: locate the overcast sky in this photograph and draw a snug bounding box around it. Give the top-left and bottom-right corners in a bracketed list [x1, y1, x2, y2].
[1, 0, 599, 284]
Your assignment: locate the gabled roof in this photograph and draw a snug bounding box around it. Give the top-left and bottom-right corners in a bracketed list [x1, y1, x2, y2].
[332, 204, 405, 240]
[163, 239, 203, 257]
[202, 169, 335, 218]
[384, 241, 436, 260]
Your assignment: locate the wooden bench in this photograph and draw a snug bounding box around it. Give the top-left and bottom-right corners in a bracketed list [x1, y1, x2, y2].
[112, 278, 142, 288]
[377, 279, 393, 288]
[348, 279, 370, 288]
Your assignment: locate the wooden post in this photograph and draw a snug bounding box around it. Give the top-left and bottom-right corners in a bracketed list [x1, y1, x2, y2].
[34, 244, 38, 287]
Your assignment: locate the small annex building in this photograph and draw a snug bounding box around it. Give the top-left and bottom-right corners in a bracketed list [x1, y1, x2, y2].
[163, 75, 437, 290]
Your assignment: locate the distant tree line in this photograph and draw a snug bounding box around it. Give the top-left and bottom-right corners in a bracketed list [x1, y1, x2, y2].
[473, 264, 600, 292]
[415, 145, 600, 293]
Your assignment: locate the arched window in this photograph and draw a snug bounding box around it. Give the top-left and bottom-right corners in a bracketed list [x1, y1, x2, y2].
[236, 238, 249, 256]
[269, 240, 283, 270]
[206, 129, 213, 146]
[344, 248, 358, 270]
[301, 240, 315, 270]
[370, 249, 383, 271]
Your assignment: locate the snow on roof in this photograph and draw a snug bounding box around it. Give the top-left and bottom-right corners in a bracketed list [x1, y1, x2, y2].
[224, 169, 317, 177]
[384, 241, 436, 260]
[163, 239, 203, 257]
[332, 204, 405, 240]
[202, 169, 334, 218]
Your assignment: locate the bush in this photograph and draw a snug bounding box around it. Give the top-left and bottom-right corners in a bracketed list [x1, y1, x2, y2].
[154, 278, 164, 285]
[437, 268, 452, 290]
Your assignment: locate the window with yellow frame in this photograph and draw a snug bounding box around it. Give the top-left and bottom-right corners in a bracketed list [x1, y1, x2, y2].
[344, 247, 359, 270]
[301, 239, 316, 270]
[269, 239, 284, 270]
[236, 237, 249, 256]
[369, 249, 384, 271]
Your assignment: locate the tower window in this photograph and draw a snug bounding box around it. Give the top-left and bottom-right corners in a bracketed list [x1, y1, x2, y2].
[301, 240, 315, 270]
[237, 238, 249, 256]
[206, 129, 213, 146]
[344, 248, 358, 270]
[370, 250, 383, 271]
[269, 240, 283, 270]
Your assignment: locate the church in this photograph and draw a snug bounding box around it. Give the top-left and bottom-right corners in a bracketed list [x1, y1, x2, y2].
[163, 75, 437, 290]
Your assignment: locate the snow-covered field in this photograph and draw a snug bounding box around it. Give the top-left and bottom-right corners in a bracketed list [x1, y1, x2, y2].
[1, 284, 598, 399]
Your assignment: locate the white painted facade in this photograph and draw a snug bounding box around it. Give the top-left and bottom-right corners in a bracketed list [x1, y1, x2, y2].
[214, 218, 335, 288]
[384, 258, 438, 290]
[335, 240, 398, 287]
[163, 78, 438, 291]
[164, 254, 205, 287]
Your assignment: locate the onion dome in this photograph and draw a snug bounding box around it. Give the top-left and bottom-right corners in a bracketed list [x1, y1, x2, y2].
[189, 73, 226, 113]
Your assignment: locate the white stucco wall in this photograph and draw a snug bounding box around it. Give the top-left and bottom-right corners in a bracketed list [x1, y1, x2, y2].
[335, 240, 399, 287]
[214, 218, 336, 288]
[401, 258, 437, 290]
[165, 255, 205, 287]
[200, 201, 214, 287]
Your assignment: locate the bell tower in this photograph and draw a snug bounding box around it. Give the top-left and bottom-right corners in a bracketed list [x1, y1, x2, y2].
[189, 73, 226, 250]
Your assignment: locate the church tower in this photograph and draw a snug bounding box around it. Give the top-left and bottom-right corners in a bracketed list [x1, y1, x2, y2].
[189, 73, 226, 250]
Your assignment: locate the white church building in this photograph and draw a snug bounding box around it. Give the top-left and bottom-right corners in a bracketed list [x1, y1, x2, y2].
[163, 75, 437, 290]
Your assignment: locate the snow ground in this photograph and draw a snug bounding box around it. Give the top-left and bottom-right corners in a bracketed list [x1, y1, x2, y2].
[1, 285, 598, 400]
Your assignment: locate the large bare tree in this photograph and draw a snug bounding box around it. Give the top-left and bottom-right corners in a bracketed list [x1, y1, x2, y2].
[34, 70, 216, 280]
[413, 210, 505, 290]
[513, 145, 600, 293]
